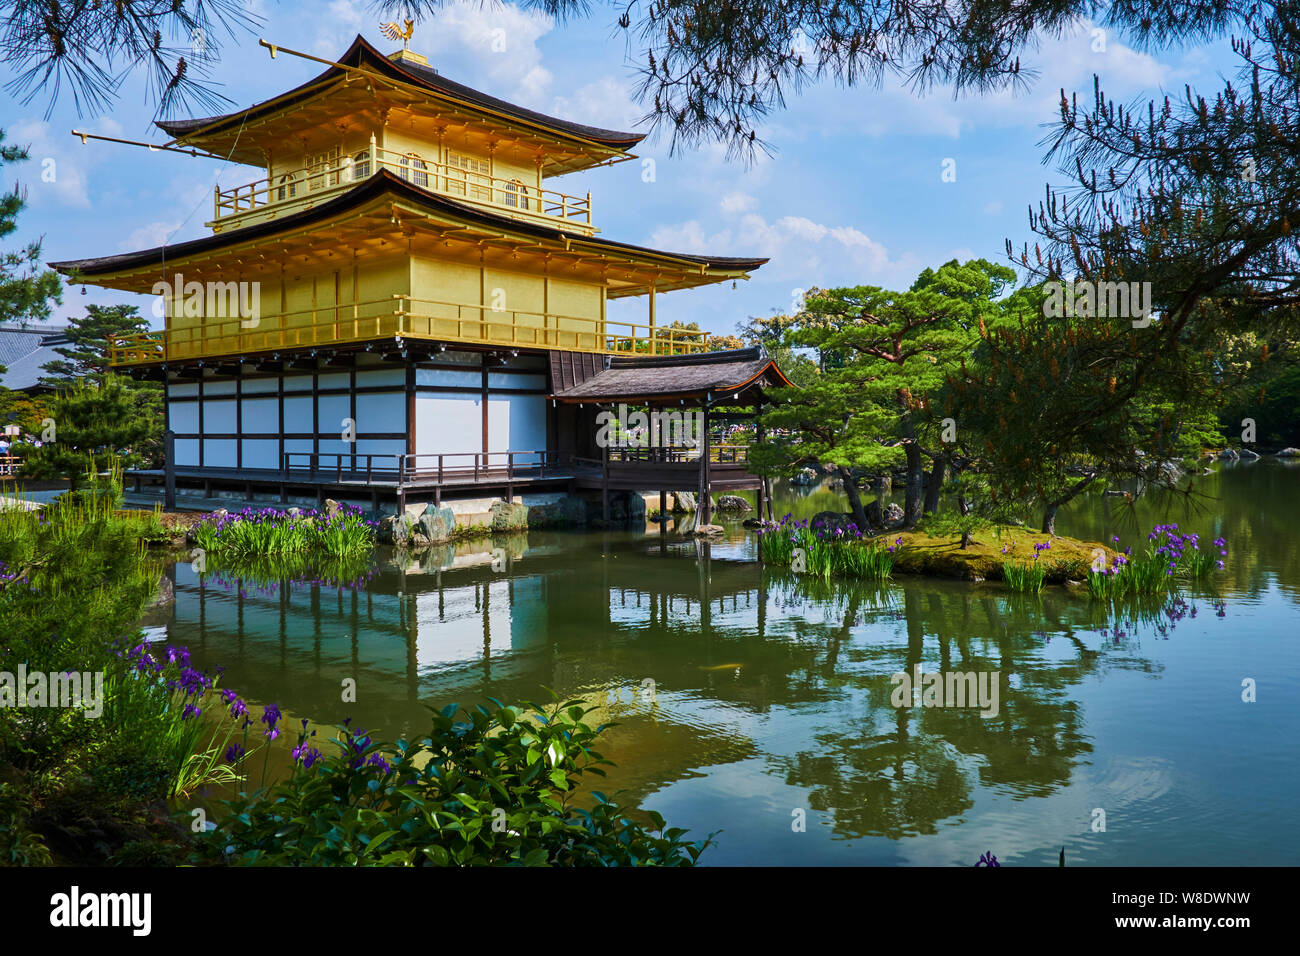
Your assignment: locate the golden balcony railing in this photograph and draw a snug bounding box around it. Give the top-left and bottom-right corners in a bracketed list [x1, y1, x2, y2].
[212, 143, 593, 233]
[106, 295, 708, 367]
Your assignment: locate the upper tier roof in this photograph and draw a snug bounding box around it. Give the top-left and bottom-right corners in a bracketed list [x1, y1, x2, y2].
[48, 168, 767, 289]
[156, 35, 645, 157]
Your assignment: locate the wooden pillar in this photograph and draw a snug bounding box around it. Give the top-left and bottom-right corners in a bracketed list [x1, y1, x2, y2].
[755, 410, 766, 522]
[701, 402, 712, 524]
[602, 436, 610, 524]
[163, 429, 176, 510]
[659, 489, 667, 533]
[648, 284, 656, 353]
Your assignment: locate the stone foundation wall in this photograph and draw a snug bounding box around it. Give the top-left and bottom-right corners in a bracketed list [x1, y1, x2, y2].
[379, 492, 590, 545]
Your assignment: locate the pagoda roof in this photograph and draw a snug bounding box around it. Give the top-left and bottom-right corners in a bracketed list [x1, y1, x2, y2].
[156, 35, 644, 158]
[49, 169, 767, 290]
[550, 346, 793, 403]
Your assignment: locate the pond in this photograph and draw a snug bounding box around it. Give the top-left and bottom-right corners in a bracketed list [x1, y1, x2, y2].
[145, 459, 1300, 865]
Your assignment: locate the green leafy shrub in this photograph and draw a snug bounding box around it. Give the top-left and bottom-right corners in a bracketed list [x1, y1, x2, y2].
[198, 697, 715, 866]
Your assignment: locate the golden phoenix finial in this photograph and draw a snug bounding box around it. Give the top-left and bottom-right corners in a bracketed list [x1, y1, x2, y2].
[380, 19, 415, 50]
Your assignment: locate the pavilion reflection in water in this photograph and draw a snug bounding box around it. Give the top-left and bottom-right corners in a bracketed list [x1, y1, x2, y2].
[150, 532, 1141, 839]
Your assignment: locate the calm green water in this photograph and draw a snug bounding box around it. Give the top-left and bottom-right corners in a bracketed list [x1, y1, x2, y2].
[149, 460, 1300, 865]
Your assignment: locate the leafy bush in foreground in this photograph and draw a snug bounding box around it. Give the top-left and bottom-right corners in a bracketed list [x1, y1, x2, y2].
[199, 698, 715, 866]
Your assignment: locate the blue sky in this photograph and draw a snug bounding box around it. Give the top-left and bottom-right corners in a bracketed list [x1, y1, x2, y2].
[0, 1, 1238, 338]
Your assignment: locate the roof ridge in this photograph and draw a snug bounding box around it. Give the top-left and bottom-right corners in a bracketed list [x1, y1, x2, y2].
[156, 34, 646, 151]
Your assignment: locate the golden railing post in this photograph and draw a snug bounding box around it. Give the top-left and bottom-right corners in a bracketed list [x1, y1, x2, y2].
[369, 133, 378, 176]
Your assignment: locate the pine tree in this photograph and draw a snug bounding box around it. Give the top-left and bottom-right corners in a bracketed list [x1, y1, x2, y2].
[755, 260, 1013, 528]
[0, 129, 62, 348]
[40, 304, 150, 386]
[19, 375, 152, 490]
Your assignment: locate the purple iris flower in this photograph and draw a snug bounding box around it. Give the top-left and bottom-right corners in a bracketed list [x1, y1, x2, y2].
[261, 702, 281, 729]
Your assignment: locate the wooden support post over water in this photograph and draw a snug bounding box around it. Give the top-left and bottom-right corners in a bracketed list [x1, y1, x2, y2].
[163, 429, 176, 510]
[602, 435, 610, 523]
[701, 402, 713, 525]
[659, 489, 667, 532]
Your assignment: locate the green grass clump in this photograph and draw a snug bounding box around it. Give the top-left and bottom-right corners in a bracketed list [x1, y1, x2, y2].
[190, 504, 376, 557]
[759, 514, 895, 581]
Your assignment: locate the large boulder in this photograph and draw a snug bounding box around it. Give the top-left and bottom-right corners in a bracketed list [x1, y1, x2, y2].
[378, 513, 409, 545]
[811, 510, 860, 533]
[323, 498, 343, 518]
[882, 502, 905, 526]
[715, 494, 752, 513]
[1276, 447, 1300, 457]
[693, 523, 725, 536]
[672, 491, 697, 513]
[526, 495, 586, 528]
[417, 506, 456, 543]
[149, 573, 175, 608]
[1240, 448, 1261, 461]
[490, 500, 528, 532]
[1219, 448, 1240, 460]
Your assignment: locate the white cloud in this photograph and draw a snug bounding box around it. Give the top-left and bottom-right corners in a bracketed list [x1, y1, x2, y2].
[720, 191, 758, 214]
[4, 118, 121, 209]
[550, 75, 643, 132]
[120, 221, 182, 251]
[853, 20, 1169, 139]
[649, 210, 920, 290]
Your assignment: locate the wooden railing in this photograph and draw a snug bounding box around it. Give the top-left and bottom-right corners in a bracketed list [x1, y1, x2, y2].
[0, 455, 20, 478]
[213, 142, 592, 231]
[107, 295, 708, 366]
[606, 443, 750, 464]
[281, 450, 561, 486]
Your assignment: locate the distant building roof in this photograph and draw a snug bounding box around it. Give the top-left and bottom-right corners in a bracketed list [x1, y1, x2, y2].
[550, 346, 793, 403]
[0, 325, 69, 392]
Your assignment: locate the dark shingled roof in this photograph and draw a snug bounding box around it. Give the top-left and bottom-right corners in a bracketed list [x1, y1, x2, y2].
[50, 168, 767, 277]
[551, 346, 793, 402]
[156, 35, 645, 150]
[0, 325, 69, 392]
